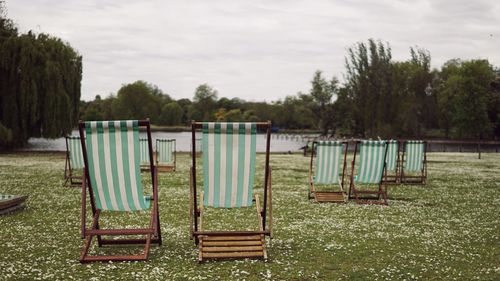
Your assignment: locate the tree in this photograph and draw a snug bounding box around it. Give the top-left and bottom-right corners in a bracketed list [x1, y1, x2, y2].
[390, 48, 434, 137]
[159, 101, 183, 125]
[488, 75, 500, 138]
[176, 98, 192, 124]
[344, 39, 393, 137]
[331, 87, 353, 136]
[0, 6, 82, 148]
[111, 81, 163, 122]
[435, 60, 461, 138]
[435, 59, 495, 139]
[453, 60, 494, 138]
[191, 84, 218, 120]
[309, 71, 337, 135]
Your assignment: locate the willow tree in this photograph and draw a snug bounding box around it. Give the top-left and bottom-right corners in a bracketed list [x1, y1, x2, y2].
[0, 5, 81, 148]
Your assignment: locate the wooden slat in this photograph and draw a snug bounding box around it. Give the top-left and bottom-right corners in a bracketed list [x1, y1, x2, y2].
[0, 204, 25, 215]
[0, 196, 27, 210]
[202, 240, 262, 246]
[86, 228, 154, 236]
[81, 254, 147, 263]
[202, 251, 264, 259]
[315, 191, 345, 202]
[99, 238, 160, 245]
[157, 165, 174, 172]
[194, 230, 269, 236]
[199, 233, 266, 261]
[202, 235, 261, 241]
[203, 246, 263, 252]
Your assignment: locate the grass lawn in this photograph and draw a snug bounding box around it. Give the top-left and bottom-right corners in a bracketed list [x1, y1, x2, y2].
[0, 152, 499, 280]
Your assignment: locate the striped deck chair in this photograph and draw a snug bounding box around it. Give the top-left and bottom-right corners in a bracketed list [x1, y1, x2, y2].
[189, 121, 273, 262]
[308, 141, 348, 203]
[382, 140, 401, 185]
[156, 139, 176, 172]
[401, 140, 427, 185]
[139, 138, 151, 171]
[78, 120, 161, 263]
[0, 194, 28, 215]
[64, 136, 85, 186]
[348, 140, 389, 205]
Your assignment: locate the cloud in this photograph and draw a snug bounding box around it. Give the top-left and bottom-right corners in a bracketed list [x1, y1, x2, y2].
[5, 0, 500, 101]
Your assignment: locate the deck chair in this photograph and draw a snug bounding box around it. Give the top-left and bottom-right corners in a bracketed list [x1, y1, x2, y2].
[0, 194, 28, 215]
[156, 139, 176, 172]
[78, 120, 161, 263]
[348, 140, 389, 205]
[189, 121, 273, 262]
[382, 140, 401, 185]
[401, 140, 427, 184]
[308, 141, 348, 203]
[64, 136, 84, 186]
[139, 138, 151, 172]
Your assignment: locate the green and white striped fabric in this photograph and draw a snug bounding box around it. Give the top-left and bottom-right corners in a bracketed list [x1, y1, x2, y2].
[83, 120, 150, 211]
[156, 139, 175, 164]
[195, 138, 202, 153]
[139, 138, 150, 164]
[314, 141, 343, 184]
[202, 122, 257, 208]
[356, 140, 388, 184]
[0, 194, 15, 200]
[385, 140, 399, 171]
[405, 140, 424, 171]
[67, 136, 84, 169]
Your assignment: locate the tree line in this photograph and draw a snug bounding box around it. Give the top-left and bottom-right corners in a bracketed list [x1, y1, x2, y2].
[81, 39, 500, 140]
[2, 0, 499, 149]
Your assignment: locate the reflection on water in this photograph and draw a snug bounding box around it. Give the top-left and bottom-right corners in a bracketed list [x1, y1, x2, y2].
[24, 131, 308, 153]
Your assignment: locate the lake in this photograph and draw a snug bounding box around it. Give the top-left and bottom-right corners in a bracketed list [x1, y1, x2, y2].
[23, 131, 310, 153]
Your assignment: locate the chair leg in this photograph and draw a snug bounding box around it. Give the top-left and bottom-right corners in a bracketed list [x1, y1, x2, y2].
[80, 208, 160, 263]
[156, 206, 162, 246]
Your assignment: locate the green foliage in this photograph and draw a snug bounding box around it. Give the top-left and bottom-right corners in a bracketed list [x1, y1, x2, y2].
[159, 101, 183, 125]
[488, 75, 500, 136]
[110, 81, 165, 123]
[309, 71, 338, 135]
[435, 59, 495, 138]
[190, 84, 218, 120]
[345, 39, 394, 137]
[391, 48, 435, 137]
[0, 7, 82, 148]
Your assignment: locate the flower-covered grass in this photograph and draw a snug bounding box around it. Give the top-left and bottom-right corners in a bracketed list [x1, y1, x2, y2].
[0, 152, 499, 280]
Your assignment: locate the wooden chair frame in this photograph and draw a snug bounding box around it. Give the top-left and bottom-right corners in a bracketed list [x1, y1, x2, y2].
[400, 140, 427, 185]
[156, 139, 176, 172]
[64, 136, 83, 187]
[348, 141, 389, 205]
[308, 141, 349, 203]
[0, 195, 28, 215]
[78, 120, 161, 263]
[189, 121, 273, 262]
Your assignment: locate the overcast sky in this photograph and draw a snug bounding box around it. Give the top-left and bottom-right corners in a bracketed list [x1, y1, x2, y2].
[5, 0, 500, 102]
